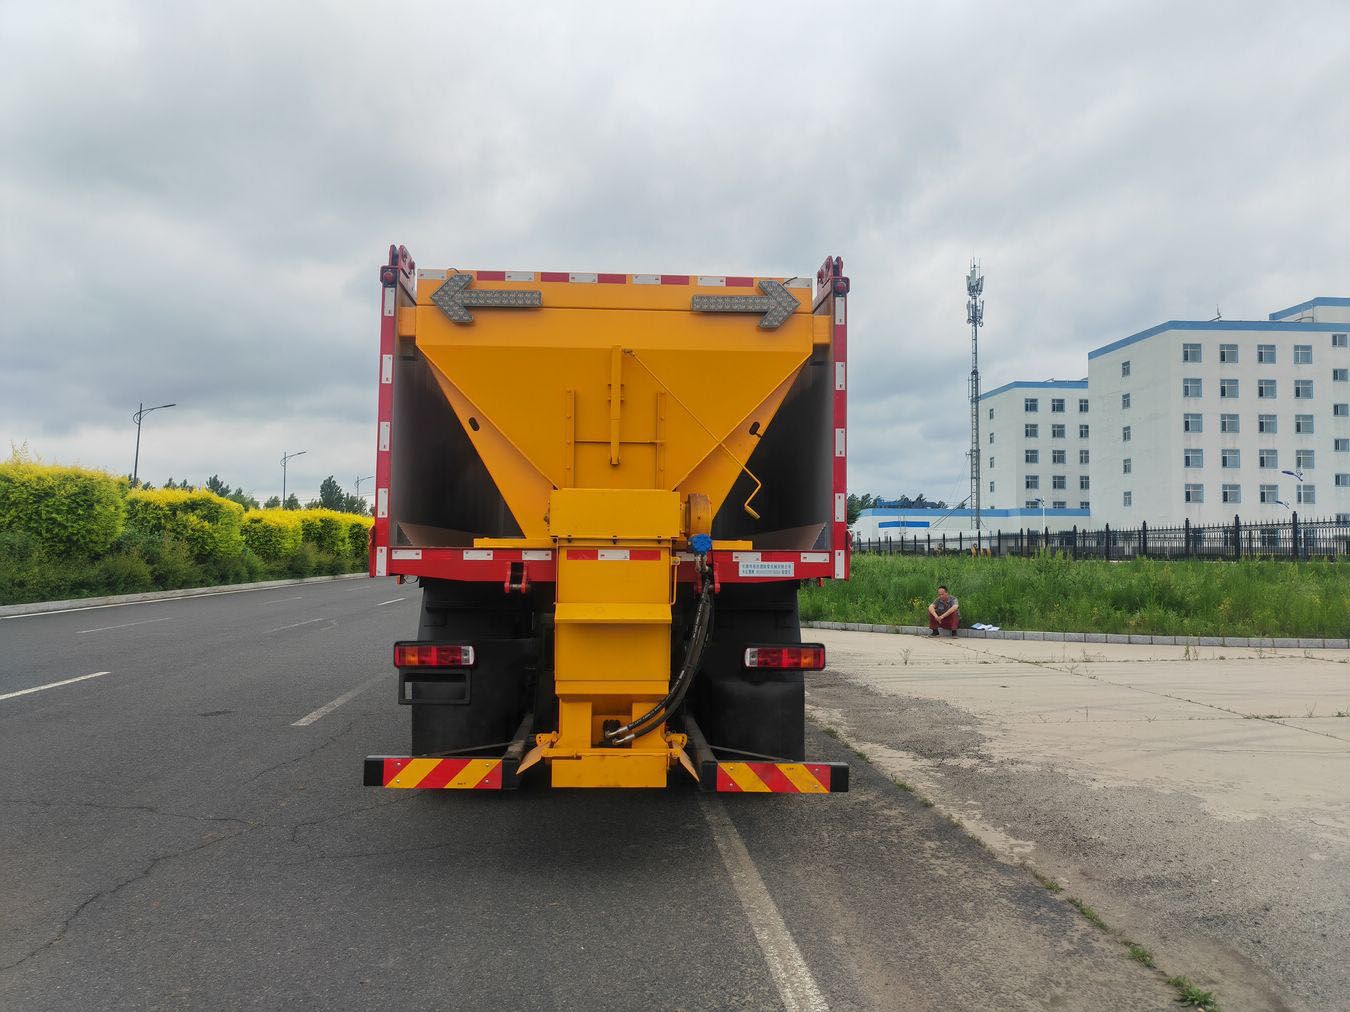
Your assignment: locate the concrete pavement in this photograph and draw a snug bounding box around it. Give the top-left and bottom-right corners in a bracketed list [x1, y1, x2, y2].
[807, 628, 1350, 1011]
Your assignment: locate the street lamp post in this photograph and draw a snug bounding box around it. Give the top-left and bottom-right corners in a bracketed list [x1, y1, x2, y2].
[1032, 497, 1047, 547]
[131, 402, 176, 487]
[354, 474, 375, 512]
[280, 450, 307, 506]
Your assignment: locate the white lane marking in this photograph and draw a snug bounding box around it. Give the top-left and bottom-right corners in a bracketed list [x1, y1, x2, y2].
[75, 616, 174, 635]
[0, 671, 111, 703]
[698, 796, 829, 1011]
[264, 617, 327, 634]
[376, 597, 406, 607]
[1, 578, 364, 620]
[291, 676, 383, 727]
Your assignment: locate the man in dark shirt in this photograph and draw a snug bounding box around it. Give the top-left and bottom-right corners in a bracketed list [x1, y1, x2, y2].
[928, 585, 960, 637]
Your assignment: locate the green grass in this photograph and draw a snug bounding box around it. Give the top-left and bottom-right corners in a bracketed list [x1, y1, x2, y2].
[1167, 976, 1218, 1009]
[800, 553, 1350, 638]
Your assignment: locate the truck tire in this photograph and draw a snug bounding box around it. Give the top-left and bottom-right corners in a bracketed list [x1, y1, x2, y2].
[692, 582, 805, 761]
[409, 580, 532, 757]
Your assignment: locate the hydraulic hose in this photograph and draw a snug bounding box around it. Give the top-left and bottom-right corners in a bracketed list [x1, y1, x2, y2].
[604, 577, 714, 746]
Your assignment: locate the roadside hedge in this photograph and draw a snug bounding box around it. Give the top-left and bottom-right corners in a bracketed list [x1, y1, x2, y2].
[0, 462, 373, 606]
[0, 463, 126, 556]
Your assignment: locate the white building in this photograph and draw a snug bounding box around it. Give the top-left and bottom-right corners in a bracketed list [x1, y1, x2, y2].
[1088, 297, 1350, 526]
[979, 380, 1093, 515]
[853, 503, 1090, 543]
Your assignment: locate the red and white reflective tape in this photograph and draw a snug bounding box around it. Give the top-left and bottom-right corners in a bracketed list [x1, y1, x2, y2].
[565, 548, 662, 561]
[416, 269, 812, 290]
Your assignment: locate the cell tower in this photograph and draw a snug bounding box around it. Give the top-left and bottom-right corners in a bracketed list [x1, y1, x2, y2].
[966, 260, 985, 530]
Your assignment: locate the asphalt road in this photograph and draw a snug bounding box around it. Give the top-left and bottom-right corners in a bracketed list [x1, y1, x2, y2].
[1, 580, 1175, 1010]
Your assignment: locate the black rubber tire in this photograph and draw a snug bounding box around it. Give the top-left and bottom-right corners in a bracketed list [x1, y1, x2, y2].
[409, 580, 532, 757]
[691, 581, 805, 761]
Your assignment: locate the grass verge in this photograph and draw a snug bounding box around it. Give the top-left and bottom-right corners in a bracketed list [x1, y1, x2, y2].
[800, 552, 1350, 638]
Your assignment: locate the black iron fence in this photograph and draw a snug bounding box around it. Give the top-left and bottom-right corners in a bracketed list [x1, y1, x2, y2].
[854, 514, 1350, 561]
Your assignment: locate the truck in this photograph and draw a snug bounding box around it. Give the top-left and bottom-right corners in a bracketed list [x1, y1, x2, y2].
[362, 245, 852, 793]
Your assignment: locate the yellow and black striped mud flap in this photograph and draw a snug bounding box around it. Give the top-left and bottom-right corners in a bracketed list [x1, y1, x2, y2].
[701, 760, 848, 793]
[363, 756, 519, 790]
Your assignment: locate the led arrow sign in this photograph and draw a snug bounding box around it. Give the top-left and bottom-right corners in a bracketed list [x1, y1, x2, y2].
[690, 280, 800, 330]
[431, 273, 543, 324]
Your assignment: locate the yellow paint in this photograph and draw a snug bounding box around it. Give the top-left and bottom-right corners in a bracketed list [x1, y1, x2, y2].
[387, 758, 440, 788]
[777, 763, 829, 794]
[720, 762, 772, 793]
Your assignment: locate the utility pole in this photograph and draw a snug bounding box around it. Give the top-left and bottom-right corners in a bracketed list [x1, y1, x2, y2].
[131, 401, 176, 487]
[354, 474, 375, 510]
[966, 260, 985, 530]
[280, 450, 307, 506]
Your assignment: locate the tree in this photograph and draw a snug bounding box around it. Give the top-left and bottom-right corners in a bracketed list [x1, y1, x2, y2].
[846, 492, 876, 527]
[264, 495, 281, 509]
[228, 486, 260, 511]
[205, 474, 229, 496]
[315, 475, 346, 511]
[339, 492, 370, 516]
[284, 493, 300, 510]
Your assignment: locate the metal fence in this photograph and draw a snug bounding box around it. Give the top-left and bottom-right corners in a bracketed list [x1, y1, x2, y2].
[854, 514, 1350, 561]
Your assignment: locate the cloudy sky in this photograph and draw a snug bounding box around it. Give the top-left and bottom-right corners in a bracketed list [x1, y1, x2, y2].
[3, 1, 1348, 507]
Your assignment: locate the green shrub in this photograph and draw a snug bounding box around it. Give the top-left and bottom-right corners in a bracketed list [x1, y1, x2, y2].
[0, 463, 126, 556]
[241, 510, 304, 562]
[125, 489, 245, 562]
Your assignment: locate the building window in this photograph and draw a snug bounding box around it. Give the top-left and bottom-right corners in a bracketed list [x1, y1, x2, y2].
[1052, 449, 1066, 465]
[1183, 413, 1202, 433]
[1184, 483, 1204, 503]
[989, 481, 995, 493]
[1025, 449, 1039, 464]
[989, 432, 995, 443]
[1296, 449, 1314, 469]
[1336, 439, 1350, 452]
[1183, 378, 1202, 397]
[1220, 344, 1238, 363]
[1026, 475, 1040, 490]
[1025, 424, 1038, 438]
[1260, 484, 1279, 504]
[1334, 333, 1348, 348]
[1259, 448, 1279, 469]
[1218, 378, 1238, 399]
[1298, 485, 1316, 505]
[1258, 344, 1276, 364]
[1052, 500, 1066, 509]
[1182, 343, 1202, 363]
[1051, 423, 1065, 438]
[1257, 379, 1276, 399]
[1220, 413, 1239, 433]
[1079, 475, 1090, 490]
[1336, 474, 1350, 487]
[1295, 379, 1314, 399]
[1051, 398, 1065, 413]
[1079, 500, 1090, 509]
[1052, 474, 1067, 490]
[1123, 491, 1132, 507]
[1123, 458, 1132, 474]
[1295, 414, 1314, 434]
[1222, 484, 1241, 504]
[989, 456, 995, 469]
[1025, 500, 1040, 509]
[1294, 345, 1312, 365]
[1025, 397, 1039, 412]
[1336, 404, 1350, 417]
[1221, 449, 1240, 469]
[1079, 449, 1090, 465]
[1122, 425, 1131, 442]
[1121, 360, 1131, 377]
[1121, 393, 1131, 409]
[1079, 424, 1090, 438]
[989, 407, 994, 420]
[1184, 448, 1204, 468]
[1334, 368, 1349, 382]
[1258, 414, 1277, 433]
[1078, 398, 1089, 412]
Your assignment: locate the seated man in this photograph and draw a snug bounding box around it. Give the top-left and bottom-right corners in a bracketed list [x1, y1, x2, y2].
[928, 585, 960, 637]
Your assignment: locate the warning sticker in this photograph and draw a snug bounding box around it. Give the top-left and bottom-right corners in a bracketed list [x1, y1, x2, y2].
[738, 561, 795, 578]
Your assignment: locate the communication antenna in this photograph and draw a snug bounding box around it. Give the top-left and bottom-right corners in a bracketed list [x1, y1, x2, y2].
[966, 260, 985, 530]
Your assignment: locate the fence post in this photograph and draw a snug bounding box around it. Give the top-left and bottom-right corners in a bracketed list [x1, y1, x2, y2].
[1182, 518, 1190, 559]
[959, 532, 964, 553]
[926, 532, 931, 555]
[997, 530, 1002, 556]
[1140, 521, 1148, 558]
[1105, 523, 1111, 562]
[1291, 511, 1299, 561]
[1233, 514, 1241, 561]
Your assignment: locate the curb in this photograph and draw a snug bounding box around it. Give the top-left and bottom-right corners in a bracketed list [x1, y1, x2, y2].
[801, 620, 1349, 651]
[0, 573, 370, 619]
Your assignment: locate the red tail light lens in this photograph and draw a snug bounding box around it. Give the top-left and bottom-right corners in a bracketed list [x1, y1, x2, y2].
[393, 643, 475, 668]
[743, 644, 826, 670]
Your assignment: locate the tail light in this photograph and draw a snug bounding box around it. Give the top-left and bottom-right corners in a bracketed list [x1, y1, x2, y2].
[393, 643, 475, 668]
[743, 644, 826, 670]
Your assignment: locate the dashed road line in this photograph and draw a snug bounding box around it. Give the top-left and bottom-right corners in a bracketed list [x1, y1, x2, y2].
[265, 617, 328, 635]
[291, 676, 384, 727]
[698, 796, 829, 1011]
[0, 671, 111, 703]
[76, 617, 174, 635]
[376, 597, 407, 607]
